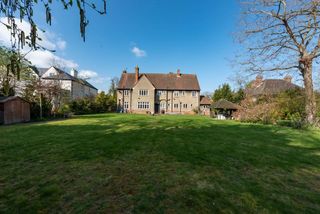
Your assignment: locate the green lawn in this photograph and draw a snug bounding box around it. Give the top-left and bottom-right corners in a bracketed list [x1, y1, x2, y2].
[0, 114, 319, 213]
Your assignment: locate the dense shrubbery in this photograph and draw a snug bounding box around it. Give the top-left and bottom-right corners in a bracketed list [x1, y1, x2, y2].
[68, 92, 116, 115]
[235, 89, 309, 128]
[29, 97, 53, 119]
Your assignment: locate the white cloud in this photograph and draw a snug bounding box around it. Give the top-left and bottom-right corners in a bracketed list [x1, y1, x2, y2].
[79, 70, 110, 84]
[131, 46, 147, 57]
[79, 70, 98, 79]
[0, 18, 75, 68]
[57, 39, 66, 50]
[26, 50, 78, 68]
[79, 70, 110, 91]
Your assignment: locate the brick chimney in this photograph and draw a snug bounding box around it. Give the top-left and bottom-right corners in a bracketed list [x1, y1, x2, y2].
[135, 66, 139, 82]
[177, 69, 181, 77]
[284, 75, 292, 83]
[252, 75, 263, 87]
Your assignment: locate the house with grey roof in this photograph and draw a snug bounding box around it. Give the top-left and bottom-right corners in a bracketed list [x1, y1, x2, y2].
[117, 66, 201, 114]
[35, 66, 98, 99]
[245, 75, 300, 97]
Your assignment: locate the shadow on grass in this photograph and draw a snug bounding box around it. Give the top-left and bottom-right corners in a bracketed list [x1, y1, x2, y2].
[0, 115, 319, 213]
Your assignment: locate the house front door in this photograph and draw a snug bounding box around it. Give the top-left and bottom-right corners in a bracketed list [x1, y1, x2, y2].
[155, 103, 160, 114]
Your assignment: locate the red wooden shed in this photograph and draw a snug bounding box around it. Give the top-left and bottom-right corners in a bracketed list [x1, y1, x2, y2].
[0, 96, 30, 125]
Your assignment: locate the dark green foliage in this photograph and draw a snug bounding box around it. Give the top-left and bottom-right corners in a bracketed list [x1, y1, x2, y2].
[233, 88, 245, 104]
[69, 92, 116, 115]
[276, 88, 306, 120]
[213, 83, 233, 102]
[30, 97, 53, 119]
[212, 83, 245, 104]
[0, 114, 319, 212]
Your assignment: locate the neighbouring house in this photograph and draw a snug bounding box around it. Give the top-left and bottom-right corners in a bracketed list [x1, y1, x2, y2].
[200, 96, 212, 116]
[117, 66, 201, 114]
[0, 96, 30, 125]
[212, 99, 242, 120]
[34, 66, 98, 99]
[245, 75, 300, 99]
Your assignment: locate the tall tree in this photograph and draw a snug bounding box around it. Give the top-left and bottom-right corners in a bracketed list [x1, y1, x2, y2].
[238, 0, 320, 124]
[213, 84, 233, 102]
[108, 77, 119, 98]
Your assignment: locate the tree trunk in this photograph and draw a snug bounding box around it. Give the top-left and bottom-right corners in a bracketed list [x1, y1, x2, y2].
[302, 60, 316, 124]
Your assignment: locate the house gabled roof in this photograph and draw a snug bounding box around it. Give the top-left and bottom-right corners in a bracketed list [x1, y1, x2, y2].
[200, 96, 212, 105]
[245, 79, 300, 96]
[118, 72, 200, 90]
[212, 99, 241, 110]
[31, 67, 49, 77]
[40, 67, 98, 90]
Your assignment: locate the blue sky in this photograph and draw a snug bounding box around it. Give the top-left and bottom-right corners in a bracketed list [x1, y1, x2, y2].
[1, 0, 241, 92]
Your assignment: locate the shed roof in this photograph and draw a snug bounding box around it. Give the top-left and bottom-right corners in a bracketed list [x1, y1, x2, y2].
[212, 99, 241, 110]
[0, 96, 30, 104]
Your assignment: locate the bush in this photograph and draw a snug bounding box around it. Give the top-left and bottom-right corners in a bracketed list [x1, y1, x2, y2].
[69, 92, 116, 115]
[277, 119, 305, 129]
[30, 97, 53, 120]
[236, 89, 307, 126]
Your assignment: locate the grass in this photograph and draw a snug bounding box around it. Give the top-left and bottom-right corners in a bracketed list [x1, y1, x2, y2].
[0, 114, 320, 213]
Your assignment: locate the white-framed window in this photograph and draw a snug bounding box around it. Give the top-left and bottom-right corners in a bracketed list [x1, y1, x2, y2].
[160, 102, 166, 109]
[192, 91, 197, 97]
[124, 102, 129, 109]
[183, 104, 188, 109]
[124, 90, 129, 96]
[139, 90, 149, 96]
[174, 103, 179, 109]
[174, 91, 179, 97]
[180, 91, 185, 96]
[137, 102, 150, 109]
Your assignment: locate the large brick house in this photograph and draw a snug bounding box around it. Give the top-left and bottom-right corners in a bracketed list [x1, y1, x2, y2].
[117, 66, 201, 114]
[245, 75, 300, 97]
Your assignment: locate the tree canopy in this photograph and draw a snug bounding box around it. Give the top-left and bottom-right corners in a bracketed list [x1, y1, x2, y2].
[238, 0, 320, 124]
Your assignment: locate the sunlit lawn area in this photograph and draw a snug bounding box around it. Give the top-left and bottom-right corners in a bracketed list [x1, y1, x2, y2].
[0, 114, 319, 213]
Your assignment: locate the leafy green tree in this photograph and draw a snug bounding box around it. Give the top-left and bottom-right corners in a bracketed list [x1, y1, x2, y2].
[108, 77, 118, 111]
[212, 84, 233, 102]
[232, 88, 245, 104]
[276, 89, 306, 120]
